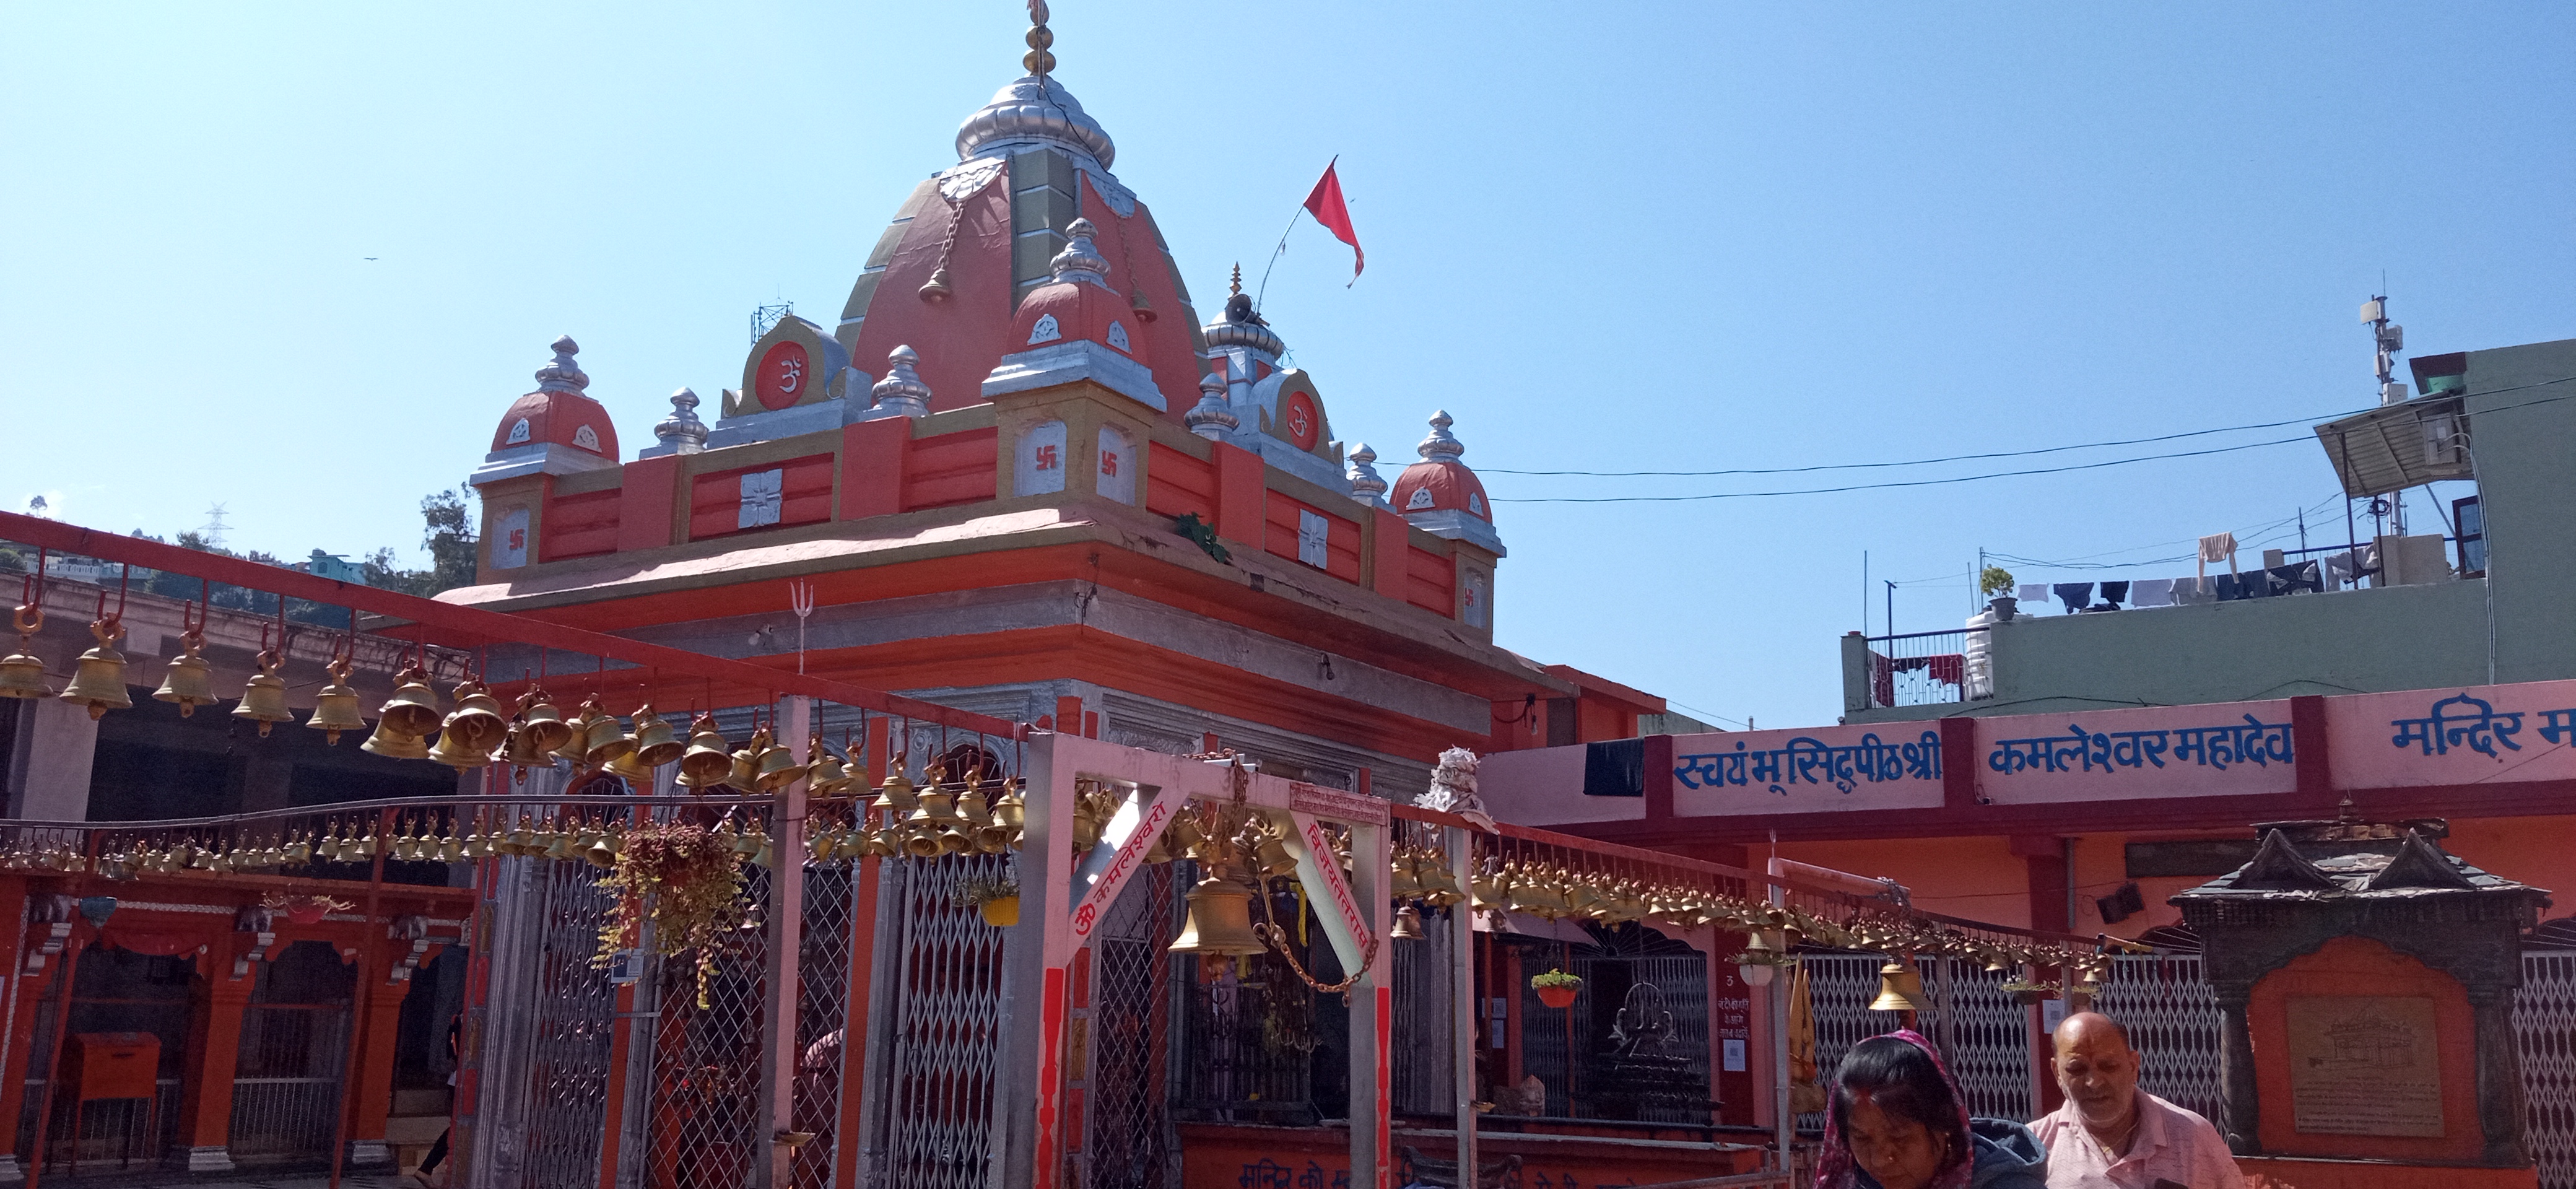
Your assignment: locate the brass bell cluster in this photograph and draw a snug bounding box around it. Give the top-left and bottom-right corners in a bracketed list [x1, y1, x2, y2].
[866, 767, 1023, 861]
[1067, 778, 1126, 853]
[1167, 801, 1269, 970]
[1386, 840, 1468, 943]
[0, 842, 92, 873]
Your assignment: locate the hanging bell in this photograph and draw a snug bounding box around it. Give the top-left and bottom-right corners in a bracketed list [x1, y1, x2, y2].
[362, 716, 432, 761]
[58, 619, 133, 719]
[0, 605, 48, 699]
[676, 716, 734, 790]
[443, 681, 511, 753]
[232, 651, 295, 736]
[500, 721, 555, 769]
[629, 705, 685, 767]
[1388, 850, 1424, 900]
[152, 630, 217, 716]
[584, 830, 619, 868]
[806, 738, 848, 797]
[580, 710, 633, 768]
[1128, 285, 1157, 323]
[552, 702, 603, 764]
[1170, 874, 1268, 962]
[376, 666, 443, 738]
[1868, 961, 1929, 1013]
[542, 830, 577, 861]
[972, 785, 1017, 853]
[305, 657, 368, 744]
[871, 768, 918, 816]
[917, 265, 954, 303]
[435, 834, 465, 863]
[603, 745, 658, 786]
[903, 780, 962, 858]
[515, 689, 576, 755]
[427, 724, 494, 770]
[1391, 904, 1427, 941]
[752, 736, 803, 792]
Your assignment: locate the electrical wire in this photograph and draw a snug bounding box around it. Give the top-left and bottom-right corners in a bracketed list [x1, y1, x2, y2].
[1490, 435, 2313, 503]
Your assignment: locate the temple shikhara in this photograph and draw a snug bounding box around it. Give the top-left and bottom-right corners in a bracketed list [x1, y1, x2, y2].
[1, 7, 2571, 1189]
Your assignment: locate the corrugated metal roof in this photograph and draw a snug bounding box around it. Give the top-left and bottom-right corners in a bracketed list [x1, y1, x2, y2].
[2313, 395, 2471, 499]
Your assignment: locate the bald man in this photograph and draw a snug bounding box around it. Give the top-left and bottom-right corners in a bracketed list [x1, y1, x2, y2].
[2030, 1013, 2242, 1189]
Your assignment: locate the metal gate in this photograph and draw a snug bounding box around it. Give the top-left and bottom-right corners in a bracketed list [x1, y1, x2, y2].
[792, 863, 858, 1189]
[1516, 925, 1710, 1123]
[643, 865, 772, 1189]
[875, 852, 1009, 1189]
[230, 939, 356, 1162]
[1390, 907, 1456, 1117]
[1796, 954, 2032, 1128]
[2522, 950, 2576, 1189]
[2095, 954, 2225, 1126]
[1082, 860, 1174, 1189]
[515, 854, 622, 1187]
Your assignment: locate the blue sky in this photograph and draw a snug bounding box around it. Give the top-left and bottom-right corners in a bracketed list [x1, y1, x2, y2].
[4, 2, 2569, 730]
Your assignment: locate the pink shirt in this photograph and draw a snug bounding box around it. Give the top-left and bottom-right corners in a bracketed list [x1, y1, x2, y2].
[2032, 1092, 2245, 1189]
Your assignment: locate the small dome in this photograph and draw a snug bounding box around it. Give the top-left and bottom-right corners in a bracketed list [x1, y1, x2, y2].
[1003, 220, 1142, 362]
[491, 336, 618, 459]
[1389, 411, 1490, 522]
[955, 74, 1116, 169]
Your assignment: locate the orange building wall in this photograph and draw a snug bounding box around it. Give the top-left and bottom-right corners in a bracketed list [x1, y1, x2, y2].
[2246, 936, 2483, 1164]
[1772, 836, 2034, 931]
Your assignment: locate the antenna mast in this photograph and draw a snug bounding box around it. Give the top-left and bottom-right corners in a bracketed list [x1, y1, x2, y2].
[2363, 294, 2408, 535]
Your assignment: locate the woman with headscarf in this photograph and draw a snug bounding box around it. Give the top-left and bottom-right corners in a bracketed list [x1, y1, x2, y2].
[1817, 1031, 2048, 1189]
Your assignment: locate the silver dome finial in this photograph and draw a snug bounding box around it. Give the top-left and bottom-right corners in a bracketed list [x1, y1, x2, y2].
[871, 345, 933, 418]
[1050, 218, 1110, 285]
[1186, 373, 1239, 441]
[1418, 410, 1463, 461]
[655, 388, 708, 454]
[535, 335, 588, 393]
[1347, 442, 1389, 503]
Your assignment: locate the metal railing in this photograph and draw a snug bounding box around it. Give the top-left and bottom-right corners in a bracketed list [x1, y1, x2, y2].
[1861, 629, 1984, 708]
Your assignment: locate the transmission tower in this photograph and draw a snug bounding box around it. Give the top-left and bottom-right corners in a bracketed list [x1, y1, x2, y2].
[199, 503, 230, 549]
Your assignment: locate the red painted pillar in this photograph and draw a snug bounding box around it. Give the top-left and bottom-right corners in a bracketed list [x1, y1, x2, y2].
[0, 875, 46, 1170]
[1211, 443, 1264, 547]
[172, 939, 259, 1172]
[346, 956, 418, 1164]
[2013, 834, 2071, 1115]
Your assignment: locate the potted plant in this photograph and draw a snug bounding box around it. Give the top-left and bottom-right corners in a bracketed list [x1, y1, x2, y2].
[952, 873, 1021, 928]
[1979, 566, 2017, 621]
[1531, 967, 1582, 1009]
[593, 818, 749, 1009]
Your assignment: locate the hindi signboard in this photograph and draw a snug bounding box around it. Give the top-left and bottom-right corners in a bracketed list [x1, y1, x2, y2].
[1669, 726, 1944, 816]
[2326, 679, 2576, 790]
[1972, 699, 2299, 805]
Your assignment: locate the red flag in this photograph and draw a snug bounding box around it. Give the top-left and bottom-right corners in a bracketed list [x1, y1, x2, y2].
[1302, 158, 1364, 284]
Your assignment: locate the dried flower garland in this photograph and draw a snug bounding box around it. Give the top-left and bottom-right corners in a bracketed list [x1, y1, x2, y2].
[593, 818, 747, 1008]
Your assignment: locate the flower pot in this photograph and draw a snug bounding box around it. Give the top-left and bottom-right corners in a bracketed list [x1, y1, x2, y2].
[1987, 596, 2017, 623]
[978, 895, 1020, 928]
[1535, 984, 1578, 1009]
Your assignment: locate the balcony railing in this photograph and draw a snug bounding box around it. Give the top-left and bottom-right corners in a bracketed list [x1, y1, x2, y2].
[1861, 628, 1986, 709]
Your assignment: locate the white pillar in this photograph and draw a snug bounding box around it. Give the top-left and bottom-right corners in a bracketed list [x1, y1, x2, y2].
[757, 696, 810, 1189]
[4, 700, 97, 821]
[1448, 827, 1477, 1187]
[1346, 819, 1391, 1189]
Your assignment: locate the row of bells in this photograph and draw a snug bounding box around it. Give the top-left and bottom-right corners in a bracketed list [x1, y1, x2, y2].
[0, 621, 316, 731]
[807, 769, 1029, 861]
[83, 816, 786, 881]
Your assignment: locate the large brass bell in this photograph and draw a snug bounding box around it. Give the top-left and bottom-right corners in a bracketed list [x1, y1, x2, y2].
[584, 829, 620, 868]
[515, 689, 576, 756]
[153, 629, 217, 716]
[629, 705, 685, 768]
[305, 656, 368, 744]
[376, 666, 443, 738]
[676, 716, 734, 790]
[445, 681, 511, 754]
[1391, 904, 1427, 941]
[752, 734, 803, 792]
[972, 780, 1019, 853]
[58, 618, 133, 719]
[362, 717, 432, 761]
[603, 745, 658, 786]
[232, 650, 295, 736]
[871, 768, 918, 816]
[580, 710, 633, 768]
[552, 702, 603, 764]
[0, 605, 48, 700]
[1170, 874, 1268, 964]
[427, 722, 494, 770]
[1868, 960, 1929, 1013]
[806, 739, 848, 797]
[499, 721, 555, 768]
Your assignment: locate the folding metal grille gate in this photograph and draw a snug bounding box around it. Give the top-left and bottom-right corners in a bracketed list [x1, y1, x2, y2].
[1081, 861, 1175, 1189]
[507, 853, 624, 1187]
[2522, 950, 2576, 1189]
[2095, 954, 2225, 1126]
[1390, 908, 1456, 1117]
[792, 864, 857, 1189]
[645, 866, 772, 1189]
[1515, 930, 1710, 1123]
[1796, 954, 2033, 1129]
[874, 853, 1009, 1189]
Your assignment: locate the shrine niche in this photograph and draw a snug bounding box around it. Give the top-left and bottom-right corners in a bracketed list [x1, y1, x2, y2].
[728, 313, 853, 419]
[2174, 807, 2550, 1178]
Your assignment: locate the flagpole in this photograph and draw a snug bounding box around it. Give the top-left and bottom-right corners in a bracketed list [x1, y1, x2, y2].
[1256, 155, 1337, 311]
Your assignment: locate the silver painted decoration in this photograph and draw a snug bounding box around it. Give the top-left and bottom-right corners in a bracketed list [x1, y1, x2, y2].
[872, 345, 934, 417]
[1185, 373, 1238, 440]
[1417, 409, 1464, 460]
[1049, 218, 1111, 285]
[535, 335, 589, 393]
[1346, 442, 1388, 503]
[954, 74, 1116, 170]
[653, 388, 708, 454]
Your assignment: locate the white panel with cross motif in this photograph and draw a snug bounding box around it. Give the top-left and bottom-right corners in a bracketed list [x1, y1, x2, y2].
[1016, 420, 1069, 496]
[1297, 510, 1330, 568]
[1461, 570, 1489, 628]
[739, 469, 785, 528]
[1095, 425, 1136, 505]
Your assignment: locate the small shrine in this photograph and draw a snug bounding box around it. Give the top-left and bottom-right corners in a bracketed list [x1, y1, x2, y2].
[2174, 805, 2551, 1186]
